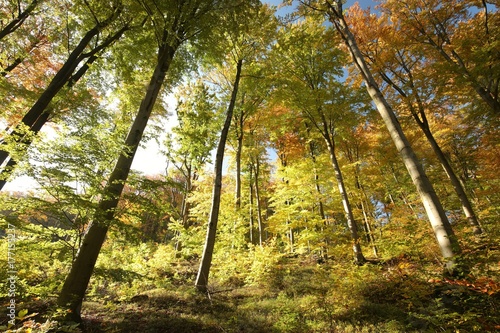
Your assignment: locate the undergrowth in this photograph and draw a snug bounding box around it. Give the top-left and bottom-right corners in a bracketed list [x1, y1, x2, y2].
[1, 228, 499, 332]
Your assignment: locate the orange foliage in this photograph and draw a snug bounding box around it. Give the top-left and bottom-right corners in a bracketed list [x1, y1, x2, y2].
[264, 104, 307, 165]
[428, 277, 500, 296]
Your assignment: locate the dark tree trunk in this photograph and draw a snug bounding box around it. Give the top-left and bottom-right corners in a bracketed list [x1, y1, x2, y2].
[57, 42, 177, 321]
[0, 0, 39, 41]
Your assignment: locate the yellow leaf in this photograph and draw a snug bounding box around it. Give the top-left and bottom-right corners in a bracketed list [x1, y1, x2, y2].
[18, 309, 28, 319]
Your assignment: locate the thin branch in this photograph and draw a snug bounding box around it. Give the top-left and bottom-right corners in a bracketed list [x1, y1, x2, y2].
[82, 0, 100, 25]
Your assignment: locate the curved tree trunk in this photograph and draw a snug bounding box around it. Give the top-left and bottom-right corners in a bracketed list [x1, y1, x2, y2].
[57, 42, 177, 321]
[326, 2, 461, 273]
[195, 59, 243, 293]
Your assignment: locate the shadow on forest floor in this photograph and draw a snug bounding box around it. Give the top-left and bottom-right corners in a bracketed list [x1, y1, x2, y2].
[2, 252, 499, 332]
[80, 290, 277, 333]
[77, 257, 499, 333]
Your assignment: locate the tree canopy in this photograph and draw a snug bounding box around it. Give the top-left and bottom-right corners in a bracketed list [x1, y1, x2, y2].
[0, 0, 498, 331]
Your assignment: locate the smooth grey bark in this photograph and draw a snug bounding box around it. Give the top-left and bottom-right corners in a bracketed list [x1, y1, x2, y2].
[57, 40, 178, 320]
[302, 110, 365, 263]
[324, 0, 461, 273]
[195, 59, 243, 293]
[416, 110, 483, 234]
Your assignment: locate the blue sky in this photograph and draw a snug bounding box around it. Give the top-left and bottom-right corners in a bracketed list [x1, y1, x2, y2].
[265, 0, 378, 15]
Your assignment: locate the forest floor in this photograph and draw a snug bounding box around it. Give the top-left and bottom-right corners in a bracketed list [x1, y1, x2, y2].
[2, 240, 500, 333]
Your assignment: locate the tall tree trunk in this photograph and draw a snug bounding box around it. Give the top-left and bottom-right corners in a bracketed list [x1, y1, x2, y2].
[421, 122, 483, 234]
[323, 134, 365, 264]
[307, 137, 326, 221]
[249, 164, 255, 244]
[379, 68, 483, 234]
[235, 122, 243, 209]
[0, 7, 126, 167]
[195, 59, 243, 293]
[308, 138, 328, 258]
[326, 2, 460, 273]
[57, 42, 177, 320]
[355, 166, 378, 258]
[360, 200, 378, 257]
[254, 158, 264, 246]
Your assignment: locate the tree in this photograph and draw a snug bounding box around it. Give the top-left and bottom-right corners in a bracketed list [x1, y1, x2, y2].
[232, 89, 264, 210]
[0, 0, 44, 75]
[57, 0, 235, 320]
[0, 0, 40, 41]
[381, 0, 500, 116]
[297, 0, 461, 274]
[0, 0, 131, 189]
[244, 110, 271, 246]
[164, 80, 221, 251]
[346, 4, 483, 234]
[273, 17, 367, 264]
[195, 59, 243, 292]
[195, 3, 275, 292]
